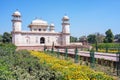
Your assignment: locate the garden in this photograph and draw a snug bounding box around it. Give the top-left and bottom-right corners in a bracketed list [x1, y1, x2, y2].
[0, 43, 118, 80]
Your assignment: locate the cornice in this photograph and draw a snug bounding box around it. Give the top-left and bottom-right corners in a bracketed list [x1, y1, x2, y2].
[11, 20, 22, 22]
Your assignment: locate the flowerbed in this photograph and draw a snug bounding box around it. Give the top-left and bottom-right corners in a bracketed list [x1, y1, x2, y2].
[98, 49, 119, 53]
[30, 51, 116, 80]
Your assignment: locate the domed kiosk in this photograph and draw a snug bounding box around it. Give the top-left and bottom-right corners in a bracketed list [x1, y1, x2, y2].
[28, 18, 48, 32]
[12, 10, 21, 17]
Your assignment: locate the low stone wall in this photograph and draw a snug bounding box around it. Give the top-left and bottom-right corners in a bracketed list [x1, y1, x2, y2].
[70, 42, 82, 45]
[55, 45, 91, 49]
[17, 46, 52, 51]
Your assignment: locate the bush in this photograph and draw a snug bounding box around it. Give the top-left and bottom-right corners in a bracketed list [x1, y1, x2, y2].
[93, 43, 120, 49]
[0, 43, 16, 56]
[92, 43, 120, 53]
[0, 44, 62, 80]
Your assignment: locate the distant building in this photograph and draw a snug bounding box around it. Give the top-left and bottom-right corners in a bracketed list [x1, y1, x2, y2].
[11, 10, 70, 50]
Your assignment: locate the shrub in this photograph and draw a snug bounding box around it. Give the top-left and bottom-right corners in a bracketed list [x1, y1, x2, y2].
[0, 44, 62, 80]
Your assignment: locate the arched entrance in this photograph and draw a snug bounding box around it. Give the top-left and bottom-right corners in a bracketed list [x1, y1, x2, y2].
[40, 37, 45, 44]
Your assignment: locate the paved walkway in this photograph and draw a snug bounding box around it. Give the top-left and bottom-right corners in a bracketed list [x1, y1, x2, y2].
[52, 49, 119, 61]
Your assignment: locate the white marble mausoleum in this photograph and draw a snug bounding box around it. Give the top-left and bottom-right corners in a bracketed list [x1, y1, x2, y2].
[11, 10, 70, 50]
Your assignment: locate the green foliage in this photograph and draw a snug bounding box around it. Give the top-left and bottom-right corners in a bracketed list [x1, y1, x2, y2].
[115, 34, 120, 42]
[104, 29, 114, 43]
[0, 43, 16, 79]
[0, 44, 62, 80]
[70, 36, 78, 42]
[0, 43, 16, 56]
[93, 43, 120, 49]
[87, 34, 96, 44]
[0, 34, 2, 43]
[11, 50, 62, 80]
[87, 33, 105, 44]
[2, 32, 12, 43]
[92, 43, 120, 53]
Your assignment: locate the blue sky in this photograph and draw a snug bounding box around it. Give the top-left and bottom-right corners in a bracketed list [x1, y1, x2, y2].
[0, 0, 120, 37]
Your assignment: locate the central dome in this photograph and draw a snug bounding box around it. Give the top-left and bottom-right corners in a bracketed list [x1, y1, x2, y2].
[31, 19, 48, 26]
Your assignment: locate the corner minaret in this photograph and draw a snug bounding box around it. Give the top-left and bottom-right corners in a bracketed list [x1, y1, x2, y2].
[62, 15, 70, 33]
[12, 10, 22, 32]
[11, 10, 22, 45]
[61, 15, 70, 45]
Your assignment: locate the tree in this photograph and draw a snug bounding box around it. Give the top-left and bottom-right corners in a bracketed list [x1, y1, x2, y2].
[87, 32, 105, 44]
[114, 34, 120, 42]
[70, 36, 78, 42]
[79, 36, 87, 42]
[0, 34, 2, 43]
[87, 34, 96, 44]
[95, 33, 105, 43]
[104, 29, 114, 43]
[118, 37, 120, 42]
[2, 32, 12, 43]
